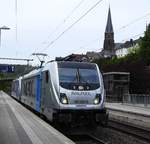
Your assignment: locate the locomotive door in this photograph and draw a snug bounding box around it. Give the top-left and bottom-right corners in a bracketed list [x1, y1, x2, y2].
[41, 71, 47, 112]
[41, 71, 51, 112]
[36, 74, 41, 112]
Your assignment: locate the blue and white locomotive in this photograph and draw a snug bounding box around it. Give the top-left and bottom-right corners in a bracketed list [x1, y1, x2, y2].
[11, 61, 108, 125]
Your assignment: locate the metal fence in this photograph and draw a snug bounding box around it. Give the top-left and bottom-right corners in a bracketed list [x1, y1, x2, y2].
[123, 94, 150, 107]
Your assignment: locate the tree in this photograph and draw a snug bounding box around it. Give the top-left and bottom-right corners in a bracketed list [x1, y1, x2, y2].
[139, 24, 150, 65]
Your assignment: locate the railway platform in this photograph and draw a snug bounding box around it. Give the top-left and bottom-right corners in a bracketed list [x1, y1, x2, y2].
[106, 103, 150, 130]
[0, 91, 75, 144]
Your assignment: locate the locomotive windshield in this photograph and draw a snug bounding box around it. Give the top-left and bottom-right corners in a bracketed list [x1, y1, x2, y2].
[58, 62, 100, 90]
[59, 68, 99, 84]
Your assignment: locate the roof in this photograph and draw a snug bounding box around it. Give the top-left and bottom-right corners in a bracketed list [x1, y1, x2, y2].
[22, 68, 42, 79]
[115, 39, 137, 50]
[57, 61, 97, 69]
[56, 54, 89, 62]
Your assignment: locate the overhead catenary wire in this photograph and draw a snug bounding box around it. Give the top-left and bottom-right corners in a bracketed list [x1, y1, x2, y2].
[119, 32, 144, 43]
[72, 11, 150, 54]
[15, 0, 18, 42]
[65, 38, 100, 56]
[0, 57, 33, 61]
[69, 30, 144, 54]
[32, 1, 149, 63]
[40, 0, 104, 53]
[116, 12, 150, 32]
[46, 0, 85, 39]
[86, 32, 144, 53]
[33, 0, 85, 54]
[15, 0, 18, 58]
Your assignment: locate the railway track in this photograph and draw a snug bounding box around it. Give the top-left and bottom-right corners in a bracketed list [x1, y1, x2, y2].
[12, 95, 108, 144]
[13, 95, 150, 143]
[66, 134, 108, 144]
[108, 119, 150, 143]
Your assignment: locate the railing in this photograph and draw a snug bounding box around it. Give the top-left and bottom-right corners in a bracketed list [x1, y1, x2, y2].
[0, 78, 13, 81]
[123, 94, 150, 107]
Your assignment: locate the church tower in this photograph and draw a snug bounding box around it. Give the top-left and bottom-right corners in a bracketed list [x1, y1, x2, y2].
[102, 7, 115, 58]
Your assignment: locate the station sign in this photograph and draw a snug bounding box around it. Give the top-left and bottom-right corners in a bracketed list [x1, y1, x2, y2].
[0, 65, 15, 73]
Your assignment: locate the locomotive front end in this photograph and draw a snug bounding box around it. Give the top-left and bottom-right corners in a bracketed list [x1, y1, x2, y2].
[55, 62, 108, 125]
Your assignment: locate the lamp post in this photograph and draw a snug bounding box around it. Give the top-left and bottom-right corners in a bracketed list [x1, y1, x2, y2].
[0, 26, 10, 48]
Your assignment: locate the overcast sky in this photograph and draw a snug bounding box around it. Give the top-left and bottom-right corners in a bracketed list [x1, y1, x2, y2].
[0, 0, 150, 65]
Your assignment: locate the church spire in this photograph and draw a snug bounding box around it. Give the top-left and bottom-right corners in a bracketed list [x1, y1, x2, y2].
[105, 7, 113, 33]
[102, 7, 115, 58]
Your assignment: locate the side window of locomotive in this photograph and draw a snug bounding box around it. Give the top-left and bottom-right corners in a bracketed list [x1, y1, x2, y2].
[31, 80, 33, 97]
[32, 79, 36, 97]
[27, 81, 30, 96]
[23, 81, 27, 95]
[45, 71, 49, 83]
[26, 79, 34, 97]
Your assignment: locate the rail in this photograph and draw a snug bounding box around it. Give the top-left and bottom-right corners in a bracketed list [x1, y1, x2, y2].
[66, 134, 109, 144]
[108, 119, 150, 143]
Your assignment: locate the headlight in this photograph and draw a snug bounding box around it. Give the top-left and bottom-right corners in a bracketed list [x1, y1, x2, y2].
[60, 93, 68, 104]
[93, 94, 101, 105]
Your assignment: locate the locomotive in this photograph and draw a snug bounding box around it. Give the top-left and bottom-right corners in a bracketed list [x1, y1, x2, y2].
[11, 61, 108, 125]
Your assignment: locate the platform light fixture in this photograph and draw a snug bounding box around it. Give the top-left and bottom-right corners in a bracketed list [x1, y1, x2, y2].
[0, 26, 10, 48]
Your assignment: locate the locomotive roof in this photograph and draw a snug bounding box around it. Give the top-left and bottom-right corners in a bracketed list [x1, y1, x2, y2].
[57, 61, 97, 69]
[22, 61, 97, 79]
[22, 68, 42, 79]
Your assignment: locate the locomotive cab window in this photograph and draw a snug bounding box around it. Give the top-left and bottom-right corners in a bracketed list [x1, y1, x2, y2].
[58, 62, 100, 90]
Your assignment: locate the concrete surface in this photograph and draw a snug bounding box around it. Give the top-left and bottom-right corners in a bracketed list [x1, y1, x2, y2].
[0, 91, 75, 144]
